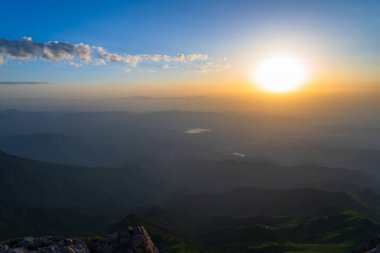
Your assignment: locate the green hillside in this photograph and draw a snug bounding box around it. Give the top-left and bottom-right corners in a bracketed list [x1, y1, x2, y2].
[116, 189, 380, 253]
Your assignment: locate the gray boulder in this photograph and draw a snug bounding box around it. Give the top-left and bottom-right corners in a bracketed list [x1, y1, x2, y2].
[346, 236, 380, 253]
[0, 236, 89, 253]
[367, 245, 380, 253]
[0, 226, 158, 253]
[91, 226, 158, 253]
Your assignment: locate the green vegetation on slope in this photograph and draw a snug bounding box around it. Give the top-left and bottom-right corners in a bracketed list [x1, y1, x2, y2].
[115, 189, 380, 253]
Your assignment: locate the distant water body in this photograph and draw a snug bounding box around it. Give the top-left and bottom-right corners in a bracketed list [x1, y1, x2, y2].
[184, 128, 210, 134]
[232, 152, 246, 157]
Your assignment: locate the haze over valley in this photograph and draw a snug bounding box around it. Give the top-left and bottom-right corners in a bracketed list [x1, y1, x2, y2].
[1, 1, 380, 252]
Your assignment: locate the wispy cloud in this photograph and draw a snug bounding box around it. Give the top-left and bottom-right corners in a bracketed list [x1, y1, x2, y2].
[196, 58, 234, 73]
[0, 37, 226, 72]
[0, 81, 49, 85]
[93, 46, 209, 67]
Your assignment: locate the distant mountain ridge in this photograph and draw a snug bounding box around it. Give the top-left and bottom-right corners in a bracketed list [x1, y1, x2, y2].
[1, 110, 380, 173]
[0, 150, 169, 211]
[0, 150, 172, 239]
[1, 150, 380, 252]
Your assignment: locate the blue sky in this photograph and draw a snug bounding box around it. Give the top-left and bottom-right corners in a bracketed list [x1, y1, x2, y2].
[2, 0, 378, 54]
[0, 0, 379, 96]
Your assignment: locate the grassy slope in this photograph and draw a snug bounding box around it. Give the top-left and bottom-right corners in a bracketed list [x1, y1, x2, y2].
[115, 189, 380, 253]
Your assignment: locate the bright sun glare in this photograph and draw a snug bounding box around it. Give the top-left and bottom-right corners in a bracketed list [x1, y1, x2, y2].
[253, 55, 309, 93]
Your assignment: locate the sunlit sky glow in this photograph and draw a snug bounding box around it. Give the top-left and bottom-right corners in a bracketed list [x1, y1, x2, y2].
[0, 0, 379, 98]
[253, 54, 309, 92]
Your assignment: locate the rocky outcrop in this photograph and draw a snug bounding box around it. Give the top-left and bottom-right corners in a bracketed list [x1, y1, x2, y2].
[347, 236, 380, 253]
[367, 247, 380, 253]
[0, 236, 89, 253]
[0, 226, 158, 253]
[91, 226, 158, 253]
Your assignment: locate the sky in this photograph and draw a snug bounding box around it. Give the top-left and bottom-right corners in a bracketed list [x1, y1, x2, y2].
[0, 0, 379, 98]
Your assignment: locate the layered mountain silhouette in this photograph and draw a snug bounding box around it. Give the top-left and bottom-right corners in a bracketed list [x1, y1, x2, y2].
[1, 149, 380, 252]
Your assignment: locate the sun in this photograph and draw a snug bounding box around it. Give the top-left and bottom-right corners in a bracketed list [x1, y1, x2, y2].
[252, 55, 309, 93]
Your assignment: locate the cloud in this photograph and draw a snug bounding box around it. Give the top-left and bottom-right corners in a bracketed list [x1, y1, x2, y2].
[0, 81, 49, 85]
[124, 68, 132, 73]
[93, 46, 209, 67]
[176, 53, 186, 62]
[74, 43, 92, 62]
[196, 58, 234, 73]
[0, 37, 226, 72]
[187, 54, 209, 61]
[162, 64, 178, 70]
[0, 37, 91, 64]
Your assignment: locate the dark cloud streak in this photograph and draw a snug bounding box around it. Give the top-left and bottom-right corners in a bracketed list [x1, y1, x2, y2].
[0, 81, 50, 85]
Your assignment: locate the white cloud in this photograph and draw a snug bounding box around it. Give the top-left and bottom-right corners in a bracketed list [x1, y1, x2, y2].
[187, 54, 208, 61]
[196, 58, 233, 73]
[0, 37, 228, 73]
[162, 64, 178, 70]
[176, 53, 186, 62]
[123, 54, 141, 66]
[74, 43, 92, 63]
[0, 37, 91, 63]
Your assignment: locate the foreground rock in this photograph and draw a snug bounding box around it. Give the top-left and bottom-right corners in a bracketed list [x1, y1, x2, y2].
[0, 236, 89, 253]
[0, 226, 158, 253]
[91, 226, 158, 253]
[347, 236, 380, 253]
